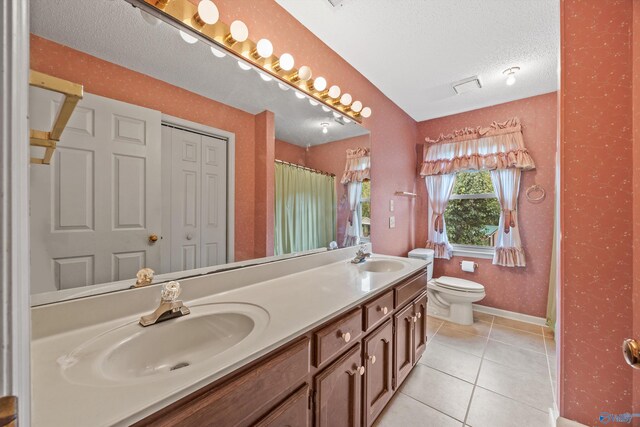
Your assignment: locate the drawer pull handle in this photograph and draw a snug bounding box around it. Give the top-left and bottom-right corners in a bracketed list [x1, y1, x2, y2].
[417, 312, 422, 319]
[368, 354, 377, 365]
[378, 306, 388, 315]
[412, 316, 418, 323]
[358, 366, 365, 376]
[340, 332, 351, 343]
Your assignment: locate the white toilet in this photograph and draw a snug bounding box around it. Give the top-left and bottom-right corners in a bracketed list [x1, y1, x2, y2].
[408, 249, 486, 326]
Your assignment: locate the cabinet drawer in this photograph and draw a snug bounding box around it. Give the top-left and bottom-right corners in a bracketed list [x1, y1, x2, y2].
[314, 308, 362, 367]
[395, 271, 427, 309]
[363, 290, 393, 332]
[254, 384, 310, 427]
[140, 338, 311, 427]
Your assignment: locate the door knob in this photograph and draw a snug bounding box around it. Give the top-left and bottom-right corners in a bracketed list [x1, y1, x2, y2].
[186, 233, 194, 241]
[358, 366, 365, 376]
[378, 306, 388, 315]
[623, 338, 640, 369]
[417, 312, 422, 319]
[149, 234, 159, 243]
[368, 354, 376, 365]
[340, 332, 351, 343]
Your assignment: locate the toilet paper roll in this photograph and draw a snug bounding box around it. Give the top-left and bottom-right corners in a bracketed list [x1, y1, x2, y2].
[461, 260, 476, 273]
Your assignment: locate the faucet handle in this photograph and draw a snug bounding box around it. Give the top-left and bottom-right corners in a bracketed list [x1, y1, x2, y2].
[134, 267, 154, 288]
[161, 281, 181, 302]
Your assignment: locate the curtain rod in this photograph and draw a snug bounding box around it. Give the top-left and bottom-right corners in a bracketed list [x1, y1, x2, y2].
[275, 159, 335, 177]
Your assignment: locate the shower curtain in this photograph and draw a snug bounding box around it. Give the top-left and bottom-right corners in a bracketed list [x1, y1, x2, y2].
[274, 162, 337, 256]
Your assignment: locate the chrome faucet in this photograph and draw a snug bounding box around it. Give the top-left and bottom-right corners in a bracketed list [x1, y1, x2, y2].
[139, 281, 190, 327]
[351, 247, 371, 264]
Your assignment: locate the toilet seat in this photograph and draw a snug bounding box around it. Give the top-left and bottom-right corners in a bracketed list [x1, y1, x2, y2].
[432, 276, 484, 293]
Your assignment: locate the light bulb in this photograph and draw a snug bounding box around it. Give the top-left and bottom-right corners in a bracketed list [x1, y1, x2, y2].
[229, 20, 249, 43]
[321, 123, 329, 134]
[322, 106, 331, 112]
[322, 127, 328, 134]
[332, 112, 341, 119]
[506, 73, 516, 86]
[360, 107, 372, 118]
[279, 53, 295, 71]
[328, 85, 341, 99]
[237, 61, 251, 71]
[197, 0, 219, 24]
[295, 91, 306, 99]
[351, 101, 363, 113]
[139, 9, 160, 26]
[278, 83, 290, 91]
[297, 66, 312, 82]
[313, 77, 327, 92]
[179, 30, 198, 44]
[344, 118, 352, 124]
[309, 99, 319, 106]
[210, 46, 226, 58]
[340, 93, 352, 106]
[256, 39, 273, 58]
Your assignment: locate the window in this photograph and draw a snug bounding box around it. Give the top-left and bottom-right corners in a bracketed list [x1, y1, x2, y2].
[444, 171, 500, 256]
[359, 180, 371, 240]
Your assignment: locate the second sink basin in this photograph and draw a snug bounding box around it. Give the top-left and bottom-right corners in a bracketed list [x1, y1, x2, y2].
[59, 303, 269, 386]
[359, 259, 405, 273]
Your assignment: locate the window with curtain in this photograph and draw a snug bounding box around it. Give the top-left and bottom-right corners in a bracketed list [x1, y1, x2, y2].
[420, 117, 535, 267]
[274, 162, 337, 256]
[341, 147, 371, 247]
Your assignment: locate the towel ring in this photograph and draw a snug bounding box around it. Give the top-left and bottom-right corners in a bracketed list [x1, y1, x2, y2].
[526, 184, 546, 203]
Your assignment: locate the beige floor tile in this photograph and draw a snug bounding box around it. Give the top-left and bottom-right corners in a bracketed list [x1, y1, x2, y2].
[432, 324, 488, 357]
[483, 339, 549, 376]
[400, 364, 474, 422]
[476, 359, 554, 412]
[545, 338, 557, 358]
[466, 387, 549, 427]
[489, 324, 546, 354]
[419, 341, 482, 383]
[444, 320, 493, 337]
[427, 317, 443, 342]
[374, 393, 462, 427]
[492, 316, 544, 335]
[472, 311, 494, 324]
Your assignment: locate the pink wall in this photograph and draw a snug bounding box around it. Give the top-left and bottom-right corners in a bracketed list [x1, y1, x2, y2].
[203, 0, 420, 257]
[634, 0, 640, 414]
[254, 111, 275, 258]
[275, 139, 306, 165]
[30, 34, 262, 262]
[416, 93, 557, 317]
[560, 0, 633, 422]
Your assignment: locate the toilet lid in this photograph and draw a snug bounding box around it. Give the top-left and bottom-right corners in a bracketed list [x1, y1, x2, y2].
[434, 276, 484, 292]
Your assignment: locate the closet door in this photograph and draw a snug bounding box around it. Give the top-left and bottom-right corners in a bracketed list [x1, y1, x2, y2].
[200, 134, 227, 266]
[30, 90, 162, 293]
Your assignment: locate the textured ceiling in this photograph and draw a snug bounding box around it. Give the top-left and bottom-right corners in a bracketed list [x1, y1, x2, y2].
[275, 0, 560, 121]
[29, 0, 369, 146]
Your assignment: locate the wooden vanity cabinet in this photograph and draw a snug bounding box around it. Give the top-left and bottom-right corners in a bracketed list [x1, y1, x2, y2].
[254, 384, 311, 427]
[393, 291, 429, 390]
[362, 319, 394, 426]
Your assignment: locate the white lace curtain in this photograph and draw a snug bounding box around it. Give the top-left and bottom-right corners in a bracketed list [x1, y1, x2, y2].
[421, 118, 534, 267]
[341, 148, 370, 247]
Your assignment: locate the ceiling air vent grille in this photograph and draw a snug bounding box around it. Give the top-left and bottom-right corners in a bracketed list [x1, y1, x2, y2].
[452, 76, 482, 95]
[327, 0, 345, 7]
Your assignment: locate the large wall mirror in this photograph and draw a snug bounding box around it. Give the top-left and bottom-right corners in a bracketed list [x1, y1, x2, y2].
[29, 0, 371, 305]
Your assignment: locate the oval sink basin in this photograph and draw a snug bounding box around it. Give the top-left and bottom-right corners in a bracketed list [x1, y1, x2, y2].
[359, 259, 405, 273]
[60, 303, 269, 386]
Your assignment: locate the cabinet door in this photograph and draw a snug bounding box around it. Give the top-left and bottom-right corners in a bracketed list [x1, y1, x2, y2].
[363, 319, 393, 426]
[413, 292, 428, 363]
[254, 384, 310, 427]
[393, 303, 414, 390]
[314, 343, 363, 427]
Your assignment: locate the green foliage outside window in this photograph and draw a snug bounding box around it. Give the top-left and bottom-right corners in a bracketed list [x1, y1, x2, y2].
[444, 172, 501, 246]
[361, 181, 371, 237]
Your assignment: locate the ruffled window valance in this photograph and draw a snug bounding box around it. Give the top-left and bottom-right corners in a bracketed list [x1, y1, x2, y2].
[420, 117, 535, 176]
[340, 147, 370, 184]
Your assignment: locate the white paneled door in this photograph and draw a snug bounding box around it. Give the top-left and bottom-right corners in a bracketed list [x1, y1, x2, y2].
[166, 126, 227, 272]
[30, 89, 162, 293]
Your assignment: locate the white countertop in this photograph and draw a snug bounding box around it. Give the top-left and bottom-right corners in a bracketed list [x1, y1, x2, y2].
[31, 250, 427, 426]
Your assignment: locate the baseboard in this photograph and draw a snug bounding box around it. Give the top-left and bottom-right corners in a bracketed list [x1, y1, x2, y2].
[472, 304, 547, 326]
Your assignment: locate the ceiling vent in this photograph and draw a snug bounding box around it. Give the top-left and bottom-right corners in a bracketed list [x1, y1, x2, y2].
[452, 76, 482, 95]
[327, 0, 345, 7]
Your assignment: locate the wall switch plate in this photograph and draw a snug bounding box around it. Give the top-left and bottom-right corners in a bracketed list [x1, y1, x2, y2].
[389, 216, 396, 228]
[389, 200, 394, 212]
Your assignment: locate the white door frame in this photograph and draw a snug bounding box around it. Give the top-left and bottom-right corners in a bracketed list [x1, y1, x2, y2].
[0, 0, 31, 424]
[160, 114, 235, 264]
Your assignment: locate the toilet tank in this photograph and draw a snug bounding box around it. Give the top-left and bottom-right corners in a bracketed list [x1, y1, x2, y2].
[408, 248, 434, 280]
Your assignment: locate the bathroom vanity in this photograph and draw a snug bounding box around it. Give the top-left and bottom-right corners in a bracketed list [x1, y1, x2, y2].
[30, 247, 429, 426]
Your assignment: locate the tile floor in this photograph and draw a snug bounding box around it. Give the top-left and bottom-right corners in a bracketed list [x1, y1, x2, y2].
[375, 312, 556, 427]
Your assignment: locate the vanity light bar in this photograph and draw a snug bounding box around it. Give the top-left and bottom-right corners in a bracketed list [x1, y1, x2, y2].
[139, 0, 371, 122]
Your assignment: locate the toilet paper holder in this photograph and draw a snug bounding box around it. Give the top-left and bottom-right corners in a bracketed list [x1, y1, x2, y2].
[460, 261, 479, 269]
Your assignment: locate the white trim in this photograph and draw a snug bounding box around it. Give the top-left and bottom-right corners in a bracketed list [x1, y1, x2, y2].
[0, 0, 31, 423]
[451, 244, 494, 259]
[472, 304, 547, 326]
[557, 417, 588, 427]
[449, 192, 496, 200]
[161, 113, 236, 263]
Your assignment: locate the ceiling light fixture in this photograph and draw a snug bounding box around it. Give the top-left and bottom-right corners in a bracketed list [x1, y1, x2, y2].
[237, 61, 251, 70]
[340, 93, 352, 107]
[194, 0, 219, 26]
[322, 106, 331, 112]
[309, 99, 319, 106]
[210, 46, 226, 58]
[312, 77, 327, 92]
[273, 53, 295, 72]
[503, 67, 520, 86]
[321, 122, 329, 134]
[278, 83, 290, 91]
[179, 30, 198, 44]
[252, 39, 274, 59]
[226, 20, 249, 44]
[290, 65, 312, 82]
[258, 72, 273, 82]
[360, 107, 372, 118]
[295, 91, 306, 99]
[351, 101, 363, 113]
